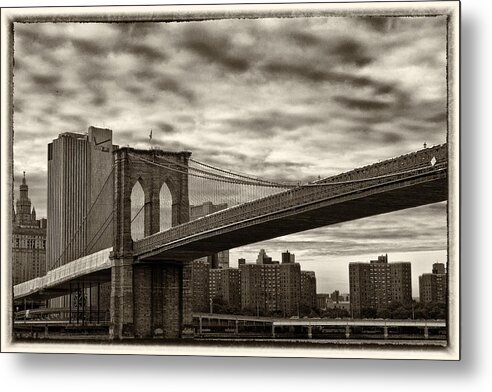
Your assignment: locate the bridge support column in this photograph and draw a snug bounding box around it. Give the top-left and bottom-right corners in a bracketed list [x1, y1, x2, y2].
[110, 258, 135, 339]
[345, 325, 350, 339]
[272, 324, 275, 338]
[424, 326, 429, 339]
[181, 261, 194, 338]
[384, 326, 389, 339]
[307, 325, 313, 339]
[131, 262, 193, 339]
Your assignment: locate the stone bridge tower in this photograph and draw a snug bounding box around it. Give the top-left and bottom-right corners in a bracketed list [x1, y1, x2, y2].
[110, 147, 193, 340]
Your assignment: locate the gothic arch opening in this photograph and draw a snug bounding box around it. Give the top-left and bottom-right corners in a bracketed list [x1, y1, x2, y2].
[159, 182, 173, 232]
[131, 180, 145, 241]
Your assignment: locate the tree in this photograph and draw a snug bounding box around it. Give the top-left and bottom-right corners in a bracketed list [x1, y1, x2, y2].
[361, 307, 377, 319]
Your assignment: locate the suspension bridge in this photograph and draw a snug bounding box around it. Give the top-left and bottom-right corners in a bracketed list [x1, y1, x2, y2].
[13, 142, 448, 339]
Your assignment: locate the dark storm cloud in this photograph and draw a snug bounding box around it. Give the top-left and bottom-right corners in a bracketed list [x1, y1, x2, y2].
[59, 113, 87, 128]
[15, 24, 66, 50]
[288, 30, 374, 67]
[30, 73, 61, 89]
[426, 111, 447, 123]
[76, 59, 110, 83]
[126, 43, 167, 62]
[111, 22, 160, 38]
[71, 37, 106, 56]
[134, 68, 159, 82]
[180, 26, 253, 72]
[333, 96, 392, 111]
[224, 110, 324, 135]
[330, 37, 373, 67]
[153, 121, 176, 134]
[154, 75, 196, 103]
[90, 89, 108, 106]
[359, 17, 394, 32]
[261, 59, 393, 93]
[382, 131, 404, 143]
[288, 31, 322, 47]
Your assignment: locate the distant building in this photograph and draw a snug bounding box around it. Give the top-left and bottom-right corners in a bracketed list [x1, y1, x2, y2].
[190, 201, 229, 269]
[240, 263, 281, 315]
[256, 248, 275, 265]
[190, 201, 228, 220]
[12, 173, 47, 284]
[191, 259, 210, 313]
[281, 250, 295, 264]
[209, 268, 241, 311]
[279, 262, 301, 316]
[349, 254, 412, 318]
[419, 262, 447, 304]
[317, 292, 350, 312]
[240, 251, 307, 317]
[300, 271, 317, 310]
[432, 262, 446, 275]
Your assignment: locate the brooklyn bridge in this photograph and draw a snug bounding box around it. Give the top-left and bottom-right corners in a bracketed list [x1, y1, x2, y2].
[13, 127, 448, 340]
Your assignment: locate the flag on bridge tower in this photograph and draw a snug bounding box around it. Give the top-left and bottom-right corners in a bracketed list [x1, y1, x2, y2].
[149, 129, 153, 149]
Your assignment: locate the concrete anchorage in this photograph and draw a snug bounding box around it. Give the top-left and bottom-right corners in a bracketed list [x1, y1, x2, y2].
[109, 147, 193, 340]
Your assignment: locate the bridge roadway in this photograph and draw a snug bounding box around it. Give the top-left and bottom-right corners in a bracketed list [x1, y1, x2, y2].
[14, 248, 112, 300]
[13, 144, 448, 300]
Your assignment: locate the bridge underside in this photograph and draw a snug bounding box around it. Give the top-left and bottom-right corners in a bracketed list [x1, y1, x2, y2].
[141, 176, 447, 262]
[14, 269, 111, 302]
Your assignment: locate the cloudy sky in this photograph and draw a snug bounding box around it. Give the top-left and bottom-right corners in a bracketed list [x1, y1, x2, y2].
[12, 15, 448, 295]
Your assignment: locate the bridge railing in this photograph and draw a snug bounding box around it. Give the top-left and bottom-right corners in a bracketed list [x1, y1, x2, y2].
[134, 144, 447, 256]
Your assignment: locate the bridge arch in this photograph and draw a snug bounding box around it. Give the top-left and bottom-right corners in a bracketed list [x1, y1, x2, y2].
[130, 179, 145, 241]
[159, 182, 173, 232]
[112, 148, 191, 258]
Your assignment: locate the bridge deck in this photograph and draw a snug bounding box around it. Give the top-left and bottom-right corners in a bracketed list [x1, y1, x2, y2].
[135, 144, 447, 261]
[14, 248, 112, 300]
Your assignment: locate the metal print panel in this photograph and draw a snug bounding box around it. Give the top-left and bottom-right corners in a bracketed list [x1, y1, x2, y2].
[0, 1, 460, 360]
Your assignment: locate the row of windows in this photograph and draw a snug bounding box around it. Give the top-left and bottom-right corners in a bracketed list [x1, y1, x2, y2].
[13, 238, 46, 249]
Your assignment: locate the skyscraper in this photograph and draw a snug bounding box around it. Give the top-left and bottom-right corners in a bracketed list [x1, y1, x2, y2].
[47, 126, 115, 270]
[349, 254, 412, 318]
[12, 173, 47, 284]
[46, 127, 115, 310]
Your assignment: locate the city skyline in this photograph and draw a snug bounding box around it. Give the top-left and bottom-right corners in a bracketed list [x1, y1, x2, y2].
[12, 17, 447, 298]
